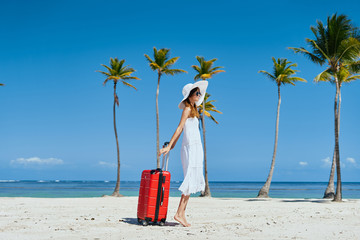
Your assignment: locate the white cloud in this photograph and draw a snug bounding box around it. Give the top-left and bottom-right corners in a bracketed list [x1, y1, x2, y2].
[299, 161, 308, 166]
[346, 157, 359, 168]
[98, 161, 116, 168]
[321, 157, 332, 168]
[321, 156, 352, 169]
[10, 157, 64, 167]
[346, 157, 356, 164]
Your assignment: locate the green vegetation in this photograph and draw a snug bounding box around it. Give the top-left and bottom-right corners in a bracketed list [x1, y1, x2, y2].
[97, 58, 140, 197]
[289, 14, 360, 201]
[192, 56, 225, 197]
[257, 58, 306, 198]
[145, 47, 187, 168]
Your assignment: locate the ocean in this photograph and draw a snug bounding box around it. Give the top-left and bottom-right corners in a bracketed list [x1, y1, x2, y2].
[0, 180, 359, 199]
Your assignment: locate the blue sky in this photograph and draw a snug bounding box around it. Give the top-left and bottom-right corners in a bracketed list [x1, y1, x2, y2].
[0, 0, 359, 182]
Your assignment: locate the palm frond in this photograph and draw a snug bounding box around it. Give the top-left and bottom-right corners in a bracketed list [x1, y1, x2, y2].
[211, 70, 225, 75]
[192, 65, 201, 73]
[344, 74, 360, 83]
[98, 58, 139, 89]
[291, 13, 359, 79]
[336, 37, 360, 65]
[149, 62, 160, 71]
[199, 73, 211, 80]
[96, 70, 111, 77]
[163, 69, 187, 76]
[197, 93, 222, 124]
[260, 58, 305, 87]
[348, 61, 360, 73]
[192, 56, 224, 80]
[314, 68, 332, 83]
[146, 47, 186, 75]
[288, 47, 325, 65]
[144, 54, 154, 64]
[121, 81, 137, 90]
[288, 77, 307, 83]
[163, 57, 180, 69]
[122, 76, 141, 80]
[258, 70, 276, 81]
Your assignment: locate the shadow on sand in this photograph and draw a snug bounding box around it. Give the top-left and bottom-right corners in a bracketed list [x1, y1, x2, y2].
[245, 198, 332, 204]
[280, 199, 332, 203]
[122, 218, 179, 226]
[246, 198, 272, 202]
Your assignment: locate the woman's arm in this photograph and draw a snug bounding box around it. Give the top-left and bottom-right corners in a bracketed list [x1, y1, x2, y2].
[159, 107, 190, 156]
[170, 129, 182, 150]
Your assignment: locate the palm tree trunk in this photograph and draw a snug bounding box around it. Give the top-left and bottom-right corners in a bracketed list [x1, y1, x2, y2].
[112, 83, 122, 197]
[200, 100, 211, 197]
[334, 82, 342, 202]
[323, 90, 339, 199]
[257, 85, 281, 198]
[156, 72, 161, 168]
[323, 150, 336, 198]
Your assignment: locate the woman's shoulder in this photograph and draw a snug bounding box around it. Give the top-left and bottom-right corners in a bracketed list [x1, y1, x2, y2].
[183, 106, 191, 114]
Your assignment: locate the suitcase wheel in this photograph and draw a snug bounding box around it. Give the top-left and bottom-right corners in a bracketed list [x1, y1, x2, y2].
[159, 221, 165, 226]
[137, 218, 149, 226]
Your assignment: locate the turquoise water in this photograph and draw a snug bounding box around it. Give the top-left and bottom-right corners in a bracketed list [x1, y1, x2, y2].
[0, 180, 359, 199]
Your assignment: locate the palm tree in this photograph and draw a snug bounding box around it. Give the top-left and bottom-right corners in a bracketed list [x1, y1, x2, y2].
[97, 57, 140, 197]
[257, 57, 306, 198]
[289, 14, 360, 201]
[315, 65, 360, 198]
[145, 47, 187, 168]
[192, 56, 225, 197]
[198, 93, 223, 124]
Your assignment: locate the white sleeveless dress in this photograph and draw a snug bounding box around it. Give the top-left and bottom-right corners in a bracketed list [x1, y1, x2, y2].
[178, 117, 205, 196]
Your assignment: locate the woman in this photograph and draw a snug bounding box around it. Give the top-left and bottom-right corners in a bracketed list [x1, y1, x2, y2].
[159, 80, 208, 227]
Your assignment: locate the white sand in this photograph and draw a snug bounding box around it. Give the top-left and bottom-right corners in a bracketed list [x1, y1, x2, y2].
[0, 197, 359, 240]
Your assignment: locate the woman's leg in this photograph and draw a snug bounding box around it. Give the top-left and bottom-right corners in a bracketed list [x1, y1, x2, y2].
[174, 194, 191, 227]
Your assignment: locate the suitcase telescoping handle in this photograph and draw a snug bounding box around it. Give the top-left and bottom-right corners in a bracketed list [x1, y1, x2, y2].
[161, 141, 170, 171]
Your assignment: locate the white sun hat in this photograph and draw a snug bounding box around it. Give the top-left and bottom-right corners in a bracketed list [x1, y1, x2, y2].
[178, 80, 208, 109]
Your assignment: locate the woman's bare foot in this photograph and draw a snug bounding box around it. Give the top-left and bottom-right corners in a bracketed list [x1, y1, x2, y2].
[174, 215, 190, 227]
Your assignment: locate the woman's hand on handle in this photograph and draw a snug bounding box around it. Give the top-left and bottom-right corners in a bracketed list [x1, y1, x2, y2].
[159, 146, 171, 157]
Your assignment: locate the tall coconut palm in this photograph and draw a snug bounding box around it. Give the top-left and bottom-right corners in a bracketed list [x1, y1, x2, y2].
[145, 47, 187, 168]
[289, 14, 360, 201]
[257, 57, 306, 198]
[315, 65, 360, 198]
[97, 57, 140, 197]
[192, 56, 225, 197]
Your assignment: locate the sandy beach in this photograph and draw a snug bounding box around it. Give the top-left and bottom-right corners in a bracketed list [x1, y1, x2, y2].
[0, 197, 359, 240]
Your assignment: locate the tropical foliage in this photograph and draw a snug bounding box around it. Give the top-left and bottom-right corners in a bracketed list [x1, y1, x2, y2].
[97, 57, 140, 197]
[192, 56, 225, 197]
[289, 14, 360, 201]
[257, 57, 306, 198]
[145, 47, 187, 168]
[198, 93, 222, 124]
[317, 64, 360, 199]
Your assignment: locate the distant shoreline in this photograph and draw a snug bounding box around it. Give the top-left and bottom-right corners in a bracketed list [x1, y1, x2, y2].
[1, 181, 359, 199]
[1, 180, 359, 183]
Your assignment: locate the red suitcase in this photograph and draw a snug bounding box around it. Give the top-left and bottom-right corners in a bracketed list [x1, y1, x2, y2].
[137, 142, 171, 226]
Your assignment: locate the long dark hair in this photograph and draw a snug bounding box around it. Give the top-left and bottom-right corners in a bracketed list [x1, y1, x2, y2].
[184, 87, 200, 118]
